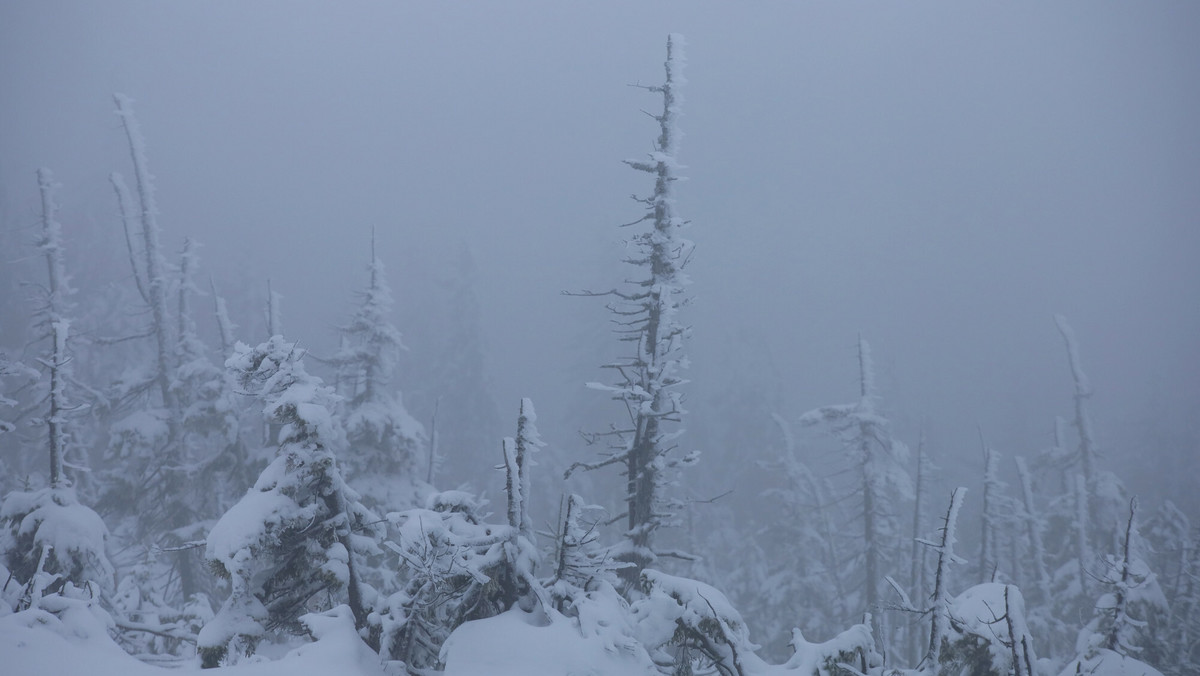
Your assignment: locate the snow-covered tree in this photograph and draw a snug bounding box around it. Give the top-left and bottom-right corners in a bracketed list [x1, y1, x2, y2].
[1051, 498, 1170, 676]
[331, 240, 426, 513]
[495, 398, 550, 615]
[800, 338, 911, 634]
[939, 582, 1038, 676]
[209, 278, 237, 359]
[752, 413, 849, 658]
[373, 491, 495, 670]
[375, 489, 541, 670]
[1, 170, 113, 608]
[568, 34, 695, 587]
[197, 336, 380, 667]
[171, 238, 246, 523]
[630, 570, 767, 676]
[1067, 498, 1169, 674]
[546, 493, 626, 615]
[1143, 501, 1198, 676]
[373, 400, 551, 669]
[504, 398, 542, 546]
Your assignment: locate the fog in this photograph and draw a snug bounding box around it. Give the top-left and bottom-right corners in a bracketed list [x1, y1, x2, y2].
[3, 2, 1198, 520]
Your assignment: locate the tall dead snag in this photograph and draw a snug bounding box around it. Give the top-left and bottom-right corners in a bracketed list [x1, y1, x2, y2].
[567, 35, 695, 587]
[113, 94, 180, 425]
[108, 95, 219, 603]
[1054, 314, 1120, 539]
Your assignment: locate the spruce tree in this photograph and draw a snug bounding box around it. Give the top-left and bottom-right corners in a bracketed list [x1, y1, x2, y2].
[198, 337, 379, 667]
[331, 239, 426, 513]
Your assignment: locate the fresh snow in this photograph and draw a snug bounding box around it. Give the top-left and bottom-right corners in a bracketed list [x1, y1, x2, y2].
[1, 603, 389, 676]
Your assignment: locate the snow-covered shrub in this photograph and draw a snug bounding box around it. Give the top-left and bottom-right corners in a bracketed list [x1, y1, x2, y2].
[6, 579, 115, 644]
[939, 583, 1038, 676]
[782, 622, 875, 676]
[374, 490, 522, 670]
[1055, 499, 1170, 676]
[631, 569, 767, 676]
[1, 486, 113, 608]
[546, 493, 626, 615]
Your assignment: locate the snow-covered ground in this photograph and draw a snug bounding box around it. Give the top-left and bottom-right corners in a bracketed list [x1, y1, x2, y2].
[1, 601, 659, 676]
[2, 602, 388, 676]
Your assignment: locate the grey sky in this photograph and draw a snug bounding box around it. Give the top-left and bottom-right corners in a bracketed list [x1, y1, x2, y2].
[2, 2, 1198, 507]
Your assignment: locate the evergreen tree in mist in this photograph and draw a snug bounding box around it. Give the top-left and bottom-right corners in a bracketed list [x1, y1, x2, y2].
[332, 237, 427, 513]
[402, 245, 502, 491]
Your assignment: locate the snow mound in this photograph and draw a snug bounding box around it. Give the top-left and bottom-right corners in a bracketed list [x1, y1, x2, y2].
[441, 608, 658, 676]
[0, 603, 387, 676]
[1057, 649, 1164, 676]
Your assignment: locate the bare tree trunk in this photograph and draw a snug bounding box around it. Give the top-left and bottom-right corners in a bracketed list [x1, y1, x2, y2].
[1073, 474, 1092, 600]
[1055, 315, 1098, 529]
[113, 95, 179, 422]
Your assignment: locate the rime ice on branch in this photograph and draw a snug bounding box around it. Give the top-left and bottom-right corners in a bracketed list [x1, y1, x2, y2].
[568, 34, 695, 587]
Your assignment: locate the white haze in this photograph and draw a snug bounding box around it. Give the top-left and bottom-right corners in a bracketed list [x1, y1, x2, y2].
[2, 2, 1198, 513]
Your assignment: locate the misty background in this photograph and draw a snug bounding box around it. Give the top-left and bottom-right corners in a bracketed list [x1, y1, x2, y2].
[2, 1, 1198, 528]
